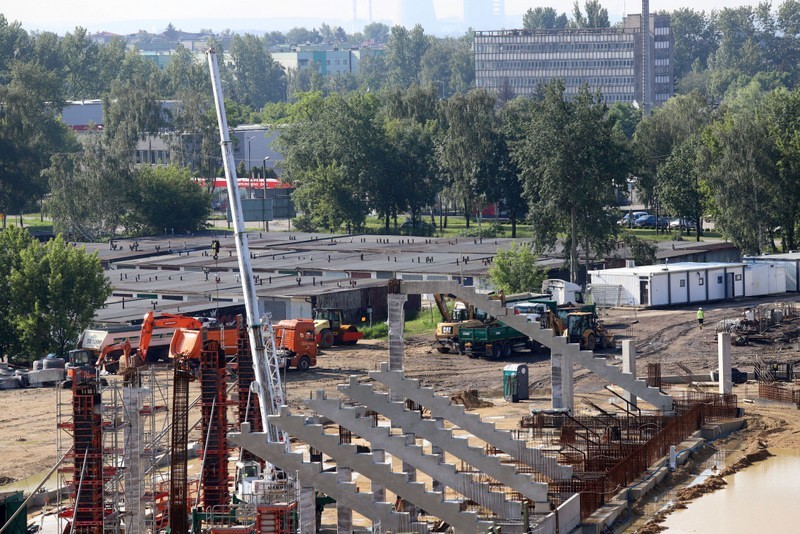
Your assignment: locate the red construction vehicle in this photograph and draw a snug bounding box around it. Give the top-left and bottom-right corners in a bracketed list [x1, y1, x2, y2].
[274, 319, 317, 371]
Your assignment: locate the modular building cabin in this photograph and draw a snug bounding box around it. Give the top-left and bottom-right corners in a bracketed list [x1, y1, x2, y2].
[743, 252, 800, 292]
[588, 262, 757, 307]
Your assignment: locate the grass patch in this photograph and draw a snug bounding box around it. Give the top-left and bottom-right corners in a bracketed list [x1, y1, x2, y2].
[359, 306, 442, 340]
[363, 215, 533, 238]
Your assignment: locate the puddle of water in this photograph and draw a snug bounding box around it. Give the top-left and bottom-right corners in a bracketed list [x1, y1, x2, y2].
[663, 449, 800, 533]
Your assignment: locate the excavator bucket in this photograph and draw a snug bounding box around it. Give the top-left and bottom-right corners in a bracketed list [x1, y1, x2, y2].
[170, 329, 203, 360]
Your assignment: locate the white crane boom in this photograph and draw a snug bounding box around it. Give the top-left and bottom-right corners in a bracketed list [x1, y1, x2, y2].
[206, 48, 286, 446]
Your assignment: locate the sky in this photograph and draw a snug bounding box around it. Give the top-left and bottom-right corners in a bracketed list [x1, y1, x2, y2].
[2, 0, 760, 35]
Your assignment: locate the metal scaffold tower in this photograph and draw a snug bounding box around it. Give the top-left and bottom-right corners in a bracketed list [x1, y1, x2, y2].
[169, 361, 193, 533]
[66, 382, 104, 533]
[199, 340, 230, 510]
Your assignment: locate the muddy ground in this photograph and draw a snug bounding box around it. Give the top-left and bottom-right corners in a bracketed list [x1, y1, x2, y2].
[3, 295, 800, 528]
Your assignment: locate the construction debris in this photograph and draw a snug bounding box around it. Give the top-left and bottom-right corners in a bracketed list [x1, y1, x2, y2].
[449, 389, 494, 409]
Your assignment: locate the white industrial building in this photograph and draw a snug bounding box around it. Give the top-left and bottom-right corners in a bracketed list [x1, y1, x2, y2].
[744, 252, 800, 292]
[588, 262, 786, 307]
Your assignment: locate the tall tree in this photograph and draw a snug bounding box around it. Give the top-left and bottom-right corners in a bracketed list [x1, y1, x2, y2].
[45, 133, 133, 240]
[514, 81, 627, 283]
[385, 25, 430, 89]
[571, 0, 609, 28]
[523, 7, 569, 30]
[436, 89, 498, 228]
[363, 22, 390, 43]
[60, 27, 101, 99]
[228, 33, 286, 108]
[0, 61, 75, 216]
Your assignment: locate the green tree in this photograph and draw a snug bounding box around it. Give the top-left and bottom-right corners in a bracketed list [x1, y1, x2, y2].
[670, 8, 716, 81]
[514, 81, 627, 283]
[10, 235, 111, 360]
[228, 33, 286, 108]
[385, 25, 430, 89]
[571, 0, 609, 28]
[657, 135, 706, 240]
[291, 163, 368, 231]
[126, 165, 211, 235]
[0, 60, 75, 216]
[523, 7, 569, 30]
[488, 242, 546, 294]
[60, 27, 101, 99]
[0, 226, 35, 358]
[363, 22, 390, 43]
[45, 133, 133, 240]
[436, 89, 498, 228]
[699, 105, 778, 254]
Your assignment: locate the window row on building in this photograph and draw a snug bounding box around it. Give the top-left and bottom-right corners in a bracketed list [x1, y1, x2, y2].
[477, 40, 635, 54]
[477, 59, 634, 70]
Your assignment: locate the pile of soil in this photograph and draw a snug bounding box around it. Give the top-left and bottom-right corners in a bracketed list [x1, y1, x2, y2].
[449, 389, 494, 409]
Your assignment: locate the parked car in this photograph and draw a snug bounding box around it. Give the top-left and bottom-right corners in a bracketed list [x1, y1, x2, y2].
[634, 215, 668, 229]
[618, 211, 649, 226]
[669, 217, 697, 230]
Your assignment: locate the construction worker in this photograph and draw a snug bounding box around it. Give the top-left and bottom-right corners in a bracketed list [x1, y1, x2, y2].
[697, 307, 704, 329]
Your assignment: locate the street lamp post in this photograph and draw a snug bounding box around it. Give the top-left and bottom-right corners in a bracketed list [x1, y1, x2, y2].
[246, 135, 255, 196]
[262, 156, 270, 231]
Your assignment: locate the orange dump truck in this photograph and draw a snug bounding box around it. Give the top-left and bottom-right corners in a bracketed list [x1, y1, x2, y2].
[274, 319, 317, 371]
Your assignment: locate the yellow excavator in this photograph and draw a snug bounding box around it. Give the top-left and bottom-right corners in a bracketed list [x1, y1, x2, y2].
[433, 294, 490, 354]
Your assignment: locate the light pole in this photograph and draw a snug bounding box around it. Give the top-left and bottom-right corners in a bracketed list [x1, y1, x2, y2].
[246, 135, 255, 195]
[262, 156, 270, 231]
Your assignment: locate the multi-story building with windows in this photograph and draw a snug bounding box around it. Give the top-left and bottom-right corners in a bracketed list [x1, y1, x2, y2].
[474, 12, 673, 110]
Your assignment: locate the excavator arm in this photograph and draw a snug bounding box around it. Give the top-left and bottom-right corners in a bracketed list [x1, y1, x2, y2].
[433, 294, 451, 321]
[95, 340, 132, 368]
[137, 310, 203, 363]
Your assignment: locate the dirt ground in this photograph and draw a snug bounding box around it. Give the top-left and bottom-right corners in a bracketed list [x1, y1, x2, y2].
[4, 295, 800, 527]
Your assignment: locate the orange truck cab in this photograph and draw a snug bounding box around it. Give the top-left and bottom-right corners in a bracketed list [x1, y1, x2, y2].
[274, 319, 317, 371]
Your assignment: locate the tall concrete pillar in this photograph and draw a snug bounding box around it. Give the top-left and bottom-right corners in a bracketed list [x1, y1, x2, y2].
[387, 294, 408, 372]
[551, 353, 574, 413]
[622, 340, 638, 409]
[122, 388, 145, 534]
[336, 466, 352, 533]
[299, 484, 316, 534]
[551, 352, 563, 410]
[718, 332, 732, 394]
[563, 353, 574, 414]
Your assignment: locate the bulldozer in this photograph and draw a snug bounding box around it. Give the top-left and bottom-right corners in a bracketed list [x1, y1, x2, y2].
[545, 310, 614, 351]
[313, 308, 363, 348]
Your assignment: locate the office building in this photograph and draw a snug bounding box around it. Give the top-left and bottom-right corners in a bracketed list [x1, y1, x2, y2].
[474, 12, 673, 110]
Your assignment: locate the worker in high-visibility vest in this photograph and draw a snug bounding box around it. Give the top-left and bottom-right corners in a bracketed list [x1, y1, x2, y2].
[697, 307, 704, 329]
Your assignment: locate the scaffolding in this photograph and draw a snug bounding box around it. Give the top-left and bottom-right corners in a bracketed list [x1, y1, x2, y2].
[170, 361, 193, 533]
[59, 381, 104, 534]
[236, 333, 262, 461]
[200, 340, 230, 510]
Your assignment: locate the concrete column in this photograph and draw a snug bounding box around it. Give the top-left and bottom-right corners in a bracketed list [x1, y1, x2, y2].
[387, 294, 407, 372]
[551, 352, 563, 410]
[718, 332, 732, 394]
[336, 466, 352, 534]
[299, 484, 316, 534]
[551, 352, 574, 413]
[122, 388, 144, 534]
[622, 340, 638, 409]
[562, 352, 574, 414]
[372, 449, 386, 502]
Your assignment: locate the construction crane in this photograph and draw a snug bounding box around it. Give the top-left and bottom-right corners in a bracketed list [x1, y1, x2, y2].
[207, 48, 287, 448]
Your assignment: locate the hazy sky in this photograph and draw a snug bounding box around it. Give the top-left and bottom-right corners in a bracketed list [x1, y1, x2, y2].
[3, 0, 759, 34]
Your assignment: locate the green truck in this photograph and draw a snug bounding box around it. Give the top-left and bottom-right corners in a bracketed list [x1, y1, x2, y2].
[459, 323, 532, 359]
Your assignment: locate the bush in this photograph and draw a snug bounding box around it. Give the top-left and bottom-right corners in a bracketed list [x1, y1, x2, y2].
[457, 222, 505, 238]
[361, 322, 388, 339]
[292, 215, 317, 232]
